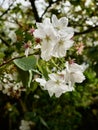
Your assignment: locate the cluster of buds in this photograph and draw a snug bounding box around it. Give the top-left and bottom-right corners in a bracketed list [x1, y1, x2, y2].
[23, 36, 41, 57]
[24, 41, 33, 57]
[28, 28, 35, 35]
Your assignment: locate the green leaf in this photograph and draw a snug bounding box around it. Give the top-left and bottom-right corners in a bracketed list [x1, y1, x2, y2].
[14, 55, 37, 71]
[30, 81, 38, 92]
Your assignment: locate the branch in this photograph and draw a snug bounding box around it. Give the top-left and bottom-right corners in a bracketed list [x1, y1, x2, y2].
[41, 0, 54, 18]
[0, 55, 24, 68]
[0, 3, 13, 18]
[29, 0, 41, 22]
[0, 51, 38, 68]
[0, 35, 10, 47]
[41, 0, 62, 18]
[75, 26, 98, 36]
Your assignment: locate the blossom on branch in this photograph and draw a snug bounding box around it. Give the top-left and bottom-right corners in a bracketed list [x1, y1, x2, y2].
[64, 61, 86, 87]
[36, 72, 74, 98]
[33, 14, 74, 60]
[35, 61, 85, 98]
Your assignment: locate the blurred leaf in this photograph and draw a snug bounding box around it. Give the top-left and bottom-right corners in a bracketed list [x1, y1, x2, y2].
[39, 116, 49, 129]
[30, 81, 38, 92]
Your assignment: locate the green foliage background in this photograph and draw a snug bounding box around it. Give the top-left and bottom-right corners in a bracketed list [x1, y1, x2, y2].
[0, 0, 98, 130]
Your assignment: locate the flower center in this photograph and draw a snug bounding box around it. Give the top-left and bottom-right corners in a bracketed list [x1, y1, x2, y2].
[45, 35, 51, 42]
[58, 39, 64, 45]
[56, 80, 60, 85]
[55, 26, 61, 31]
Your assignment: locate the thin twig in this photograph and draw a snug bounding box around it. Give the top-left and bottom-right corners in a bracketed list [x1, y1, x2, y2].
[0, 55, 24, 68]
[41, 0, 61, 18]
[0, 35, 10, 47]
[0, 3, 13, 18]
[41, 0, 54, 18]
[0, 51, 38, 68]
[75, 26, 98, 36]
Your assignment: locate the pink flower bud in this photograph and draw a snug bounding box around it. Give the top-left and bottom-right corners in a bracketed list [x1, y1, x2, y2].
[68, 58, 75, 64]
[28, 28, 35, 35]
[75, 43, 84, 55]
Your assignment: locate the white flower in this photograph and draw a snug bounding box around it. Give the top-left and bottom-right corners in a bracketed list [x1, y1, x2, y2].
[81, 62, 89, 71]
[25, 48, 30, 57]
[19, 120, 33, 130]
[34, 18, 55, 39]
[45, 73, 74, 97]
[34, 44, 41, 49]
[51, 14, 74, 38]
[34, 14, 74, 60]
[35, 61, 86, 98]
[65, 62, 85, 85]
[36, 73, 74, 98]
[35, 78, 46, 87]
[52, 37, 73, 57]
[8, 31, 17, 43]
[52, 14, 68, 31]
[34, 18, 57, 61]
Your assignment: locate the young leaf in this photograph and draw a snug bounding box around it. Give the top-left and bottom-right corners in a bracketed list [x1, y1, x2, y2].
[13, 55, 37, 71]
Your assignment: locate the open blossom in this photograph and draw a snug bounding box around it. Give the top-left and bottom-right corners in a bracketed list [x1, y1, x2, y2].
[64, 61, 85, 87]
[33, 14, 74, 60]
[36, 73, 74, 97]
[35, 61, 85, 98]
[52, 37, 73, 57]
[34, 18, 57, 61]
[51, 14, 74, 38]
[45, 73, 74, 97]
[51, 15, 74, 58]
[52, 14, 68, 31]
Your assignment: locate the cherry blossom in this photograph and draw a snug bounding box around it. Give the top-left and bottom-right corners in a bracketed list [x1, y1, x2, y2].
[34, 14, 74, 60]
[35, 61, 85, 98]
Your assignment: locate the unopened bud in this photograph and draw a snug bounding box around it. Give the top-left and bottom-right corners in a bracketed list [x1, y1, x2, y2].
[35, 38, 41, 44]
[28, 28, 35, 35]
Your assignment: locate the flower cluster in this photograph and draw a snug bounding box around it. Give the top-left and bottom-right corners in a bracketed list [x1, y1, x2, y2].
[36, 62, 85, 97]
[19, 120, 34, 130]
[34, 15, 74, 61]
[34, 14, 86, 97]
[0, 72, 25, 98]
